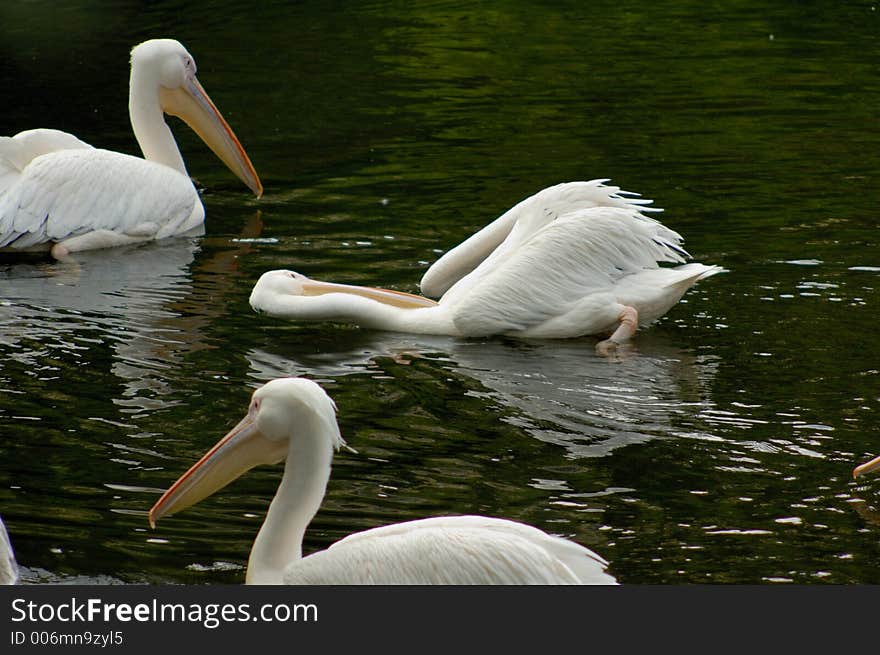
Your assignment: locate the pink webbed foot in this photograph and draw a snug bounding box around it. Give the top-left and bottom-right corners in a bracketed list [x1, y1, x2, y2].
[595, 305, 638, 356]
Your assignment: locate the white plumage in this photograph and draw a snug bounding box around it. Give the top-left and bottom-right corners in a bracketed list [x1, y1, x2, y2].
[250, 180, 723, 347]
[149, 377, 616, 585]
[0, 39, 261, 258]
[1, 144, 201, 250]
[419, 179, 671, 299]
[0, 517, 18, 586]
[285, 516, 612, 584]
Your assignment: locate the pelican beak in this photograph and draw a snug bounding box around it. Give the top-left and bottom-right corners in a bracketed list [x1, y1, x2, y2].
[160, 75, 263, 197]
[300, 279, 439, 309]
[149, 411, 285, 528]
[854, 454, 880, 479]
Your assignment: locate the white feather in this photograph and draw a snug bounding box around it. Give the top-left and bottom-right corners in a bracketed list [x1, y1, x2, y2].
[421, 179, 662, 299]
[250, 181, 724, 340]
[0, 517, 18, 586]
[286, 516, 614, 585]
[449, 205, 694, 337]
[0, 147, 200, 249]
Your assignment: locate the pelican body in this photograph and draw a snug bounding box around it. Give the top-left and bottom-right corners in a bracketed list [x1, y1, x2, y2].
[0, 517, 18, 585]
[0, 39, 261, 259]
[149, 378, 616, 585]
[250, 181, 722, 347]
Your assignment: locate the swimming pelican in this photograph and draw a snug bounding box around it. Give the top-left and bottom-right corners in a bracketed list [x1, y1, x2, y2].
[149, 377, 616, 585]
[249, 180, 722, 350]
[0, 38, 261, 259]
[0, 517, 18, 585]
[854, 454, 880, 478]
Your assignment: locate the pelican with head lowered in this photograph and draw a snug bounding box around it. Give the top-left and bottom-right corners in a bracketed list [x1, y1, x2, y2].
[149, 377, 616, 584]
[249, 181, 722, 350]
[0, 38, 262, 259]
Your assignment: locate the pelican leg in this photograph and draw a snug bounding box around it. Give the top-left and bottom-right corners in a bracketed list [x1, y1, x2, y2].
[595, 305, 638, 355]
[51, 230, 153, 259]
[50, 242, 71, 260]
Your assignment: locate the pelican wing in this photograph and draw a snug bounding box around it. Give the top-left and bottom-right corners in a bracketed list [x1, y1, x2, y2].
[447, 206, 689, 336]
[0, 129, 94, 198]
[0, 145, 199, 249]
[285, 515, 615, 585]
[420, 180, 660, 298]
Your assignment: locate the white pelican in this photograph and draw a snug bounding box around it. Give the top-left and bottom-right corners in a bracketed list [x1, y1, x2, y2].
[0, 517, 18, 585]
[149, 377, 617, 585]
[0, 38, 261, 259]
[249, 180, 722, 349]
[854, 454, 880, 478]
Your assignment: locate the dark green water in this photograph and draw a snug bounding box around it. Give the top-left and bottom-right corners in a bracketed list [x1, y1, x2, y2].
[1, 1, 880, 584]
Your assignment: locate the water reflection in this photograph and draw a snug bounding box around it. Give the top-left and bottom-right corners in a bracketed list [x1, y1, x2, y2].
[2, 240, 198, 404]
[2, 212, 264, 413]
[0, 213, 265, 583]
[18, 567, 125, 585]
[244, 329, 718, 460]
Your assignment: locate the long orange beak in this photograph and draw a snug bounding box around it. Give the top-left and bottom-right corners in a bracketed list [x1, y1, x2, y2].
[300, 279, 439, 309]
[854, 454, 880, 479]
[160, 75, 262, 197]
[149, 411, 285, 528]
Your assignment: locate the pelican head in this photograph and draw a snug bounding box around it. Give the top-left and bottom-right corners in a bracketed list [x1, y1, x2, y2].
[149, 378, 343, 528]
[251, 270, 316, 300]
[249, 269, 440, 323]
[129, 38, 262, 197]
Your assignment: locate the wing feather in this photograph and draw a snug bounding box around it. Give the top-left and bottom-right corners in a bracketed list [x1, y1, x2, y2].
[448, 206, 688, 336]
[0, 147, 199, 249]
[284, 515, 615, 584]
[0, 517, 18, 586]
[420, 180, 660, 298]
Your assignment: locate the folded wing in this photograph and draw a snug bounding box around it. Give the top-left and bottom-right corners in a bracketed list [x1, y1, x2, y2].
[447, 205, 689, 336]
[1, 131, 199, 249]
[420, 179, 660, 299]
[284, 515, 616, 585]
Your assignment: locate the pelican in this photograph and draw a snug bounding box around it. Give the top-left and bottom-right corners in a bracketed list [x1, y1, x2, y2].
[0, 517, 18, 585]
[0, 38, 261, 259]
[249, 180, 722, 349]
[854, 454, 880, 478]
[149, 377, 616, 584]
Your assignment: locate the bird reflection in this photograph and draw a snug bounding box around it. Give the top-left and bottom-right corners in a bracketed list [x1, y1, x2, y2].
[1, 212, 264, 413]
[850, 496, 880, 529]
[2, 239, 199, 402]
[1, 212, 264, 583]
[244, 328, 717, 460]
